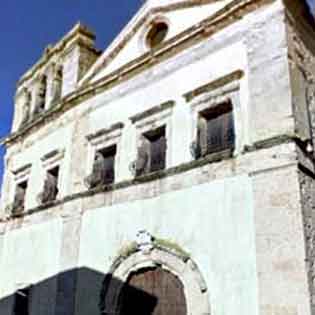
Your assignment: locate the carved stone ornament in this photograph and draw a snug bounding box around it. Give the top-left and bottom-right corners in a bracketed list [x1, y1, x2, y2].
[136, 230, 154, 254]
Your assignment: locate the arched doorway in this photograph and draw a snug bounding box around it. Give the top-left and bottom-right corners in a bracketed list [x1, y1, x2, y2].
[119, 267, 187, 315]
[100, 244, 210, 315]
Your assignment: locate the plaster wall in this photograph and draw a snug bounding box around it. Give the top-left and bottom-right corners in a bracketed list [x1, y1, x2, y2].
[253, 165, 312, 315]
[77, 174, 258, 315]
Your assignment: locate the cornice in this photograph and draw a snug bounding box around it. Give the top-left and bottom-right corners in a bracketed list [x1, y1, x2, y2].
[1, 0, 275, 147]
[130, 100, 175, 123]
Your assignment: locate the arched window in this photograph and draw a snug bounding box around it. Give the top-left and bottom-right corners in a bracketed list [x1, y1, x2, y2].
[146, 21, 169, 49]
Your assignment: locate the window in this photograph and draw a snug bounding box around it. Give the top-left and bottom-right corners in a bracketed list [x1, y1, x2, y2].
[11, 180, 28, 216]
[20, 90, 32, 126]
[52, 67, 63, 102]
[146, 22, 169, 49]
[34, 75, 47, 115]
[197, 101, 235, 157]
[38, 166, 59, 204]
[85, 145, 117, 189]
[135, 126, 167, 176]
[13, 287, 31, 315]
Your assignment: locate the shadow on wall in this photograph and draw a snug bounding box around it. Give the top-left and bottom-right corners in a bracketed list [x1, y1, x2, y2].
[0, 267, 158, 315]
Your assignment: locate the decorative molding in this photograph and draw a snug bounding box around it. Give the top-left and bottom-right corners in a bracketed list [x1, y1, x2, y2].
[100, 241, 210, 315]
[11, 163, 32, 176]
[129, 100, 175, 123]
[41, 149, 65, 169]
[136, 230, 154, 254]
[183, 70, 243, 102]
[86, 122, 124, 141]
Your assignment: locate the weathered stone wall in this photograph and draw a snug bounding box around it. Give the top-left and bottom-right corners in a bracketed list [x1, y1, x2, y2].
[298, 170, 315, 314]
[253, 164, 311, 315]
[286, 3, 315, 313]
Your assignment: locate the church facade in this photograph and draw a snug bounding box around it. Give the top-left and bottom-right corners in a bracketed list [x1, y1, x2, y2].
[0, 0, 315, 314]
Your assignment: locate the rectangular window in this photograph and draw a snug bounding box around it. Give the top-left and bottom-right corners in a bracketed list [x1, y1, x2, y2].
[136, 126, 167, 175]
[98, 145, 116, 185]
[198, 102, 235, 156]
[48, 166, 59, 201]
[39, 166, 59, 204]
[13, 287, 30, 315]
[12, 180, 28, 215]
[85, 145, 117, 190]
[146, 126, 167, 172]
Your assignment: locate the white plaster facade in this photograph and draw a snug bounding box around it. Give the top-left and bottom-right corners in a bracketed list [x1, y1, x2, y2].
[0, 0, 315, 315]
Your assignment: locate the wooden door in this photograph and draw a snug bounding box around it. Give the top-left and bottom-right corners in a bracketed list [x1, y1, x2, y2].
[119, 267, 187, 315]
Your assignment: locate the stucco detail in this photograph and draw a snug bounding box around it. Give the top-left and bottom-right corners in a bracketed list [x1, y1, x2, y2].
[101, 245, 210, 315]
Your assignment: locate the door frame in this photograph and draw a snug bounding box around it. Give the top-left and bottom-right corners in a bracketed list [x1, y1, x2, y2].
[100, 246, 211, 315]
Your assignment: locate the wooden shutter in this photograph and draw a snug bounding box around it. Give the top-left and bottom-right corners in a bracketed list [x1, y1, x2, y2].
[120, 267, 187, 315]
[40, 168, 59, 203]
[205, 103, 235, 154]
[103, 154, 115, 184]
[150, 134, 166, 172]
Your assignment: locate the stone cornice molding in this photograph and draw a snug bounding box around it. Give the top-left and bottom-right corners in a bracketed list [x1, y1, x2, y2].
[86, 122, 125, 142]
[129, 100, 175, 123]
[2, 0, 275, 147]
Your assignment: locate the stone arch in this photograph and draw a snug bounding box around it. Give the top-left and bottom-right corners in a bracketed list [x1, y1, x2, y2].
[100, 243, 210, 315]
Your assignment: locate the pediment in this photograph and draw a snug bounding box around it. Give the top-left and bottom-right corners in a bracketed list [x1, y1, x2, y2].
[79, 0, 232, 85]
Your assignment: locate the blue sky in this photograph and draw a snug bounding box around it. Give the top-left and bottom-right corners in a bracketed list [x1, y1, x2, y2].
[0, 0, 314, 191]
